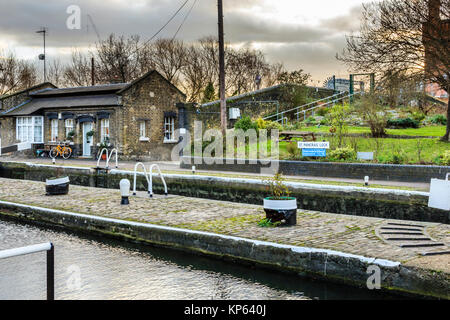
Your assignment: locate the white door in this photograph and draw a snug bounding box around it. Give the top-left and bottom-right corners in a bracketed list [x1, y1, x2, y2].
[82, 122, 93, 157]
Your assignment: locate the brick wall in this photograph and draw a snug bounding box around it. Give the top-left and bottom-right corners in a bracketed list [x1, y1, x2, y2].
[119, 72, 186, 161]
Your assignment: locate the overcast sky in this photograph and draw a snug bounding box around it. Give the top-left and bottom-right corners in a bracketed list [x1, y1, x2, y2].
[0, 0, 369, 84]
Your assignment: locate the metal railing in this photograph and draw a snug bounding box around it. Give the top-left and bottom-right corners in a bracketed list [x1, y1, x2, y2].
[263, 91, 361, 123]
[96, 148, 119, 169]
[0, 242, 54, 300]
[148, 164, 168, 197]
[132, 163, 168, 198]
[263, 92, 346, 122]
[294, 92, 361, 121]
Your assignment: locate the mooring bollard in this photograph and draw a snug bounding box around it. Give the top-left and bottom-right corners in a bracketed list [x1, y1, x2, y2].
[120, 179, 130, 205]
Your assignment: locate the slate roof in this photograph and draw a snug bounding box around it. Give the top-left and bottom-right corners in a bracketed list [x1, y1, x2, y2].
[30, 83, 128, 96]
[3, 94, 120, 116]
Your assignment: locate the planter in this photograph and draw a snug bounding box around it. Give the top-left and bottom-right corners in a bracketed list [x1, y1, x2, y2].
[45, 177, 70, 196]
[263, 197, 297, 226]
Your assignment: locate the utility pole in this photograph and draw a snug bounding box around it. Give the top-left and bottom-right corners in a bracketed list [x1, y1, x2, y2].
[36, 27, 47, 82]
[91, 57, 95, 86]
[218, 0, 227, 136]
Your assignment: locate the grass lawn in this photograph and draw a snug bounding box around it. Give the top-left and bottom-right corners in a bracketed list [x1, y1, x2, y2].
[279, 137, 449, 164]
[299, 125, 446, 137]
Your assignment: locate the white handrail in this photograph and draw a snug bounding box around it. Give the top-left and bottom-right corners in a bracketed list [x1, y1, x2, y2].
[0, 242, 52, 259]
[148, 164, 168, 197]
[96, 148, 109, 168]
[132, 162, 150, 196]
[106, 148, 118, 169]
[97, 148, 119, 169]
[263, 91, 346, 121]
[294, 92, 361, 119]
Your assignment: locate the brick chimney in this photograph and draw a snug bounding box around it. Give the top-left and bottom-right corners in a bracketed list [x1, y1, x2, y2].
[429, 0, 441, 22]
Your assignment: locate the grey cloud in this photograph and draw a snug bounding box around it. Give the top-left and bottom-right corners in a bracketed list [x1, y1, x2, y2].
[319, 5, 363, 32]
[0, 0, 359, 80]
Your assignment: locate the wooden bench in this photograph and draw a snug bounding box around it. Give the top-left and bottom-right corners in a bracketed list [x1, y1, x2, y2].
[279, 131, 316, 142]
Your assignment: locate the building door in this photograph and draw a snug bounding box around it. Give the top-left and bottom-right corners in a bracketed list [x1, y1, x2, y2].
[82, 122, 93, 157]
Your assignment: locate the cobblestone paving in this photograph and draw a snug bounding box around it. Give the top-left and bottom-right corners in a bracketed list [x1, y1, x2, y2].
[0, 178, 448, 273]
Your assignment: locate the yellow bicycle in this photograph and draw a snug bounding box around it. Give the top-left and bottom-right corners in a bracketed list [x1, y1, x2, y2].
[49, 142, 72, 159]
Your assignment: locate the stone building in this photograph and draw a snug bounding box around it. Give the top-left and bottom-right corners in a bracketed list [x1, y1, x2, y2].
[0, 70, 186, 160]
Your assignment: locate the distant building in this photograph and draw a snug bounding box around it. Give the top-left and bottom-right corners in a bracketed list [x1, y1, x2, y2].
[0, 70, 186, 160]
[324, 77, 365, 92]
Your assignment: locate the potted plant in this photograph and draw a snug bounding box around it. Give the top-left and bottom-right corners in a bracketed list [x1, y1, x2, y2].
[98, 137, 111, 160]
[66, 130, 75, 145]
[263, 173, 297, 226]
[86, 130, 95, 144]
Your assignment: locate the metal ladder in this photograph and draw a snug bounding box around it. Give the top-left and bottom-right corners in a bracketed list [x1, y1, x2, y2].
[132, 163, 168, 198]
[97, 148, 119, 169]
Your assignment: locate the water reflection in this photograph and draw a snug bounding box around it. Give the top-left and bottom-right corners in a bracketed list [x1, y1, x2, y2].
[0, 219, 403, 300]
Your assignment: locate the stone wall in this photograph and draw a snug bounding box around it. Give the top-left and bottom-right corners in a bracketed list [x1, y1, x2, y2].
[0, 161, 447, 224]
[180, 157, 450, 183]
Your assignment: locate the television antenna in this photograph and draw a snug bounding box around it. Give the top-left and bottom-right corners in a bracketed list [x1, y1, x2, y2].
[36, 27, 48, 82]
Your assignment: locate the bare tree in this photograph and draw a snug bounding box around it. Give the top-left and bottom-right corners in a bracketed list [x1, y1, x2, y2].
[147, 38, 186, 86]
[338, 0, 450, 141]
[95, 34, 142, 83]
[64, 50, 93, 87]
[47, 58, 66, 87]
[0, 51, 38, 96]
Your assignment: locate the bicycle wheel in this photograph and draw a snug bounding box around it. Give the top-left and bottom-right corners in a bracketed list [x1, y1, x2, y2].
[62, 147, 72, 159]
[49, 148, 58, 158]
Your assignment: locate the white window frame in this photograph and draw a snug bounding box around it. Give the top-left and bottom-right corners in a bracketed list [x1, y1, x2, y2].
[50, 119, 58, 142]
[100, 118, 110, 142]
[65, 119, 74, 138]
[139, 120, 150, 142]
[16, 116, 44, 144]
[164, 116, 176, 143]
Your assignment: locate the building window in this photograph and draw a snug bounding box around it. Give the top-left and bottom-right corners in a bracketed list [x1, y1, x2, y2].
[16, 116, 43, 143]
[50, 119, 58, 142]
[139, 120, 150, 142]
[65, 119, 74, 138]
[100, 118, 110, 142]
[164, 116, 175, 142]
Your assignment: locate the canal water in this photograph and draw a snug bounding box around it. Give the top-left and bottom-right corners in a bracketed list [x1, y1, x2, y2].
[0, 219, 404, 300]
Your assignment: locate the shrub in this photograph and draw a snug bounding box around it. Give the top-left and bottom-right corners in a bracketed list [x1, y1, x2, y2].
[379, 150, 408, 164]
[234, 116, 257, 132]
[286, 141, 299, 159]
[265, 120, 283, 131]
[387, 118, 419, 129]
[316, 107, 329, 117]
[327, 147, 356, 161]
[441, 150, 450, 166]
[354, 94, 388, 137]
[430, 114, 447, 125]
[305, 116, 316, 124]
[410, 111, 426, 123]
[327, 104, 350, 147]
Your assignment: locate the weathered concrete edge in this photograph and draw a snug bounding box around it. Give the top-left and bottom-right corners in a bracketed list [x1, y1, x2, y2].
[0, 200, 448, 299]
[0, 160, 430, 197]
